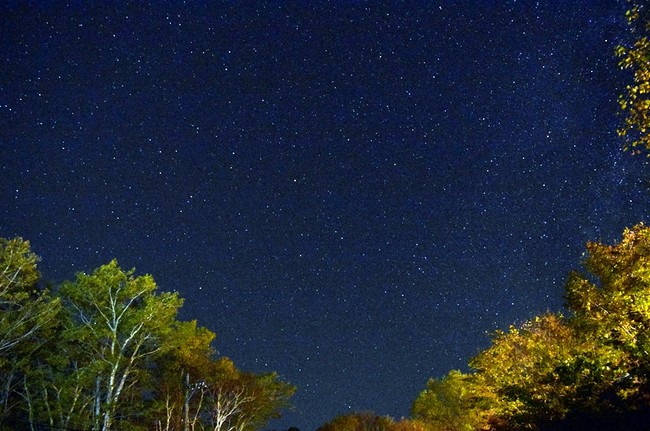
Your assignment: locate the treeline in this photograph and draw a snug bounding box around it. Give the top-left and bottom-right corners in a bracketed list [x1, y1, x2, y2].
[316, 225, 650, 431]
[410, 223, 650, 430]
[0, 237, 294, 431]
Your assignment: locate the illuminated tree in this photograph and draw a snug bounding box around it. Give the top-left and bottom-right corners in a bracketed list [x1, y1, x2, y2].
[466, 224, 650, 429]
[565, 223, 650, 407]
[0, 237, 59, 426]
[412, 370, 497, 431]
[616, 3, 650, 153]
[202, 360, 295, 431]
[152, 322, 294, 431]
[151, 319, 217, 431]
[0, 237, 58, 354]
[468, 312, 617, 429]
[316, 413, 430, 431]
[389, 419, 432, 431]
[315, 412, 396, 431]
[0, 241, 295, 431]
[60, 260, 183, 431]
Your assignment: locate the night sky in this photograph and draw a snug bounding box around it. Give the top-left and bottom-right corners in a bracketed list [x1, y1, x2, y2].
[2, 1, 650, 430]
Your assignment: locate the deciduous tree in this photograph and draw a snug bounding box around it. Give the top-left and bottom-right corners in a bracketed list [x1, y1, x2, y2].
[203, 360, 295, 431]
[412, 370, 497, 431]
[468, 313, 603, 429]
[565, 223, 650, 409]
[152, 319, 217, 431]
[0, 237, 59, 427]
[60, 260, 183, 431]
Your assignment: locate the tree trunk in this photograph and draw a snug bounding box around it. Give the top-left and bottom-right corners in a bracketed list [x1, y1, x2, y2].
[184, 372, 190, 431]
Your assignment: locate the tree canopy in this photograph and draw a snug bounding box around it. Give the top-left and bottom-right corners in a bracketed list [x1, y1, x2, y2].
[411, 224, 650, 431]
[0, 241, 294, 431]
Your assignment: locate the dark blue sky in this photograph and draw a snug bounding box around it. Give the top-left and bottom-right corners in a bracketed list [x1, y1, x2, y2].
[2, 1, 650, 430]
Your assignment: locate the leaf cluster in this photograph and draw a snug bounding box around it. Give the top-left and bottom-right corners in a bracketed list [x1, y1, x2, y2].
[617, 3, 650, 154]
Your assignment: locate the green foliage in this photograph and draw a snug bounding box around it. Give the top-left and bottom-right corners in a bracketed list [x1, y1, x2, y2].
[148, 319, 218, 430]
[412, 370, 497, 431]
[616, 3, 650, 153]
[470, 314, 587, 426]
[0, 237, 60, 425]
[315, 412, 400, 431]
[55, 260, 185, 430]
[0, 237, 40, 302]
[0, 240, 294, 431]
[413, 225, 650, 430]
[389, 419, 432, 431]
[565, 223, 650, 406]
[0, 237, 59, 356]
[234, 371, 296, 431]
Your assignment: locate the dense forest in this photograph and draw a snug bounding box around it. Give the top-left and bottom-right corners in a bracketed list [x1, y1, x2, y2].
[3, 3, 650, 431]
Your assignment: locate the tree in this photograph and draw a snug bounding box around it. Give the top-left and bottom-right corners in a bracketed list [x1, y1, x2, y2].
[59, 259, 183, 431]
[616, 3, 650, 153]
[151, 321, 295, 431]
[0, 237, 59, 427]
[152, 319, 218, 431]
[465, 224, 650, 429]
[565, 223, 650, 410]
[315, 412, 396, 431]
[469, 312, 618, 430]
[202, 359, 295, 431]
[389, 419, 432, 431]
[0, 237, 58, 355]
[412, 370, 497, 431]
[236, 372, 295, 431]
[21, 329, 96, 431]
[316, 413, 428, 431]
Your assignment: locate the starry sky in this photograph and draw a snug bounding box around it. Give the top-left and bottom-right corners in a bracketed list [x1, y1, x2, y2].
[2, 1, 650, 430]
